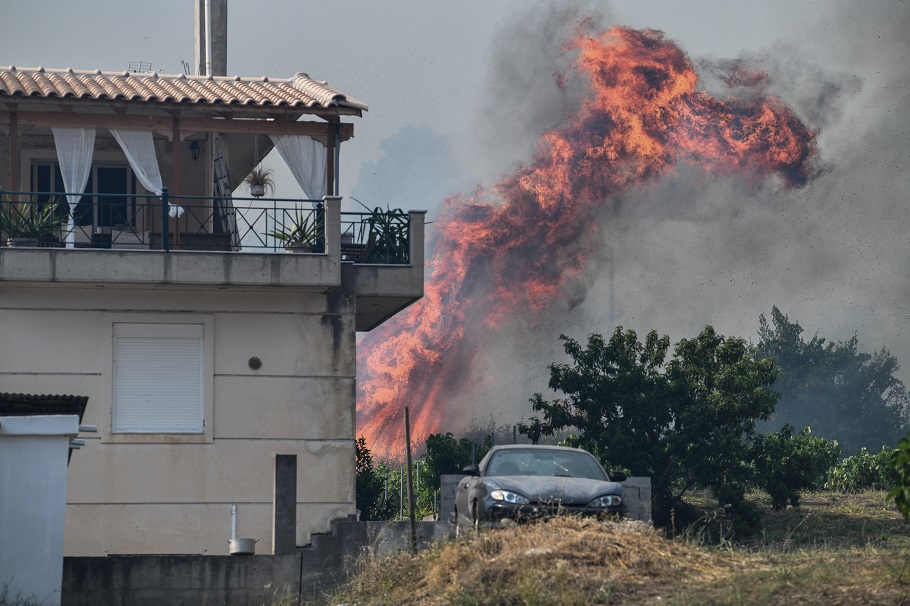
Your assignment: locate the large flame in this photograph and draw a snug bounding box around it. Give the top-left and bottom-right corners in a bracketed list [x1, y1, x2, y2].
[357, 26, 817, 457]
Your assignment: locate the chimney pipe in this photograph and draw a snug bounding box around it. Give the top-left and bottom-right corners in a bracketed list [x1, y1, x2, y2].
[205, 0, 213, 76]
[195, 0, 228, 76]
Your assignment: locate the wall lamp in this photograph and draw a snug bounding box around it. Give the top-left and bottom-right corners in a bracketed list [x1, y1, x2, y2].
[190, 140, 200, 161]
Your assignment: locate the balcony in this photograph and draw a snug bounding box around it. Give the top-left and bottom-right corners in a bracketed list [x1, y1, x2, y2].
[1, 189, 417, 256]
[0, 191, 425, 329]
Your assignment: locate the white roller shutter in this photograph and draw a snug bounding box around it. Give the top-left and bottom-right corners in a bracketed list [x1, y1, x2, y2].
[112, 323, 204, 433]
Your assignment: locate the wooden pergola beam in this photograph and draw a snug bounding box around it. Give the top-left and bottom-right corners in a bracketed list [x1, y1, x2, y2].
[0, 111, 354, 140]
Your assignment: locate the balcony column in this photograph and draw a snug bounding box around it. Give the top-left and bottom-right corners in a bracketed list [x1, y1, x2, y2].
[333, 123, 341, 195]
[325, 120, 336, 196]
[323, 195, 341, 260]
[408, 210, 426, 269]
[171, 115, 181, 247]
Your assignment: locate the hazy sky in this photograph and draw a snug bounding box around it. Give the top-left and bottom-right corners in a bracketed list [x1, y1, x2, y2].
[2, 0, 825, 194]
[3, 1, 908, 415]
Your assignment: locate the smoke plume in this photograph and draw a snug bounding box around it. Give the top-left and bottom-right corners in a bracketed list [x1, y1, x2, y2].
[356, 9, 834, 456]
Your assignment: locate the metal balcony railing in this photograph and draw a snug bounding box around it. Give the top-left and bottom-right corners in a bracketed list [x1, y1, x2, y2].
[0, 189, 411, 265]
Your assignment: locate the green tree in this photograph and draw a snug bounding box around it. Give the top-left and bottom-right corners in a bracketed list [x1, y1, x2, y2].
[888, 433, 910, 521]
[754, 307, 910, 453]
[356, 437, 394, 521]
[423, 432, 488, 490]
[375, 461, 437, 521]
[520, 326, 779, 530]
[752, 425, 841, 509]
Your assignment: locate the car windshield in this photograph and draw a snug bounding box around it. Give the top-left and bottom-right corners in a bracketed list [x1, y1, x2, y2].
[484, 449, 609, 480]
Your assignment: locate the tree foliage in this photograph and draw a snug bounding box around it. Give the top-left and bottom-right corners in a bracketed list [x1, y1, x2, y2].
[824, 445, 898, 492]
[751, 425, 841, 509]
[356, 437, 396, 521]
[519, 326, 779, 529]
[423, 432, 488, 489]
[754, 307, 910, 453]
[888, 433, 910, 522]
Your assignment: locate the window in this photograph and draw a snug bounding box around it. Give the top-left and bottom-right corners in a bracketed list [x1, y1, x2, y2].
[111, 323, 204, 434]
[28, 162, 69, 221]
[31, 161, 137, 228]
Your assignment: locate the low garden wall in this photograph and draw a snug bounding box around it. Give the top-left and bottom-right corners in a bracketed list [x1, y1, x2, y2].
[62, 520, 450, 606]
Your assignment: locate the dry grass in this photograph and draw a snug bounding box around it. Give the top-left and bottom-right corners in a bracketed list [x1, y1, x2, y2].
[322, 492, 910, 606]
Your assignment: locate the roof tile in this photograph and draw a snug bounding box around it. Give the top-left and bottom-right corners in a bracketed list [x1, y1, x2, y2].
[0, 67, 367, 112]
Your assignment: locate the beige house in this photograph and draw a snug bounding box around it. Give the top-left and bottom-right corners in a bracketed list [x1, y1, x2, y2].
[0, 63, 424, 555]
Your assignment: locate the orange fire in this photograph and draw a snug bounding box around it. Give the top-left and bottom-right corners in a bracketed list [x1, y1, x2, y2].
[357, 26, 817, 457]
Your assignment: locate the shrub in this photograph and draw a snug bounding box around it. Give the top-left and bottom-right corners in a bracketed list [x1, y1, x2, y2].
[753, 425, 841, 509]
[824, 446, 898, 492]
[887, 433, 910, 521]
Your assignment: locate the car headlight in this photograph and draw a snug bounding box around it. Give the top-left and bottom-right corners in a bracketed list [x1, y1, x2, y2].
[588, 495, 622, 508]
[490, 489, 529, 504]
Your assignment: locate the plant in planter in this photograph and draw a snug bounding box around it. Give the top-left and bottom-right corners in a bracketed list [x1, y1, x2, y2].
[355, 199, 409, 264]
[0, 195, 66, 247]
[267, 208, 325, 252]
[244, 166, 275, 198]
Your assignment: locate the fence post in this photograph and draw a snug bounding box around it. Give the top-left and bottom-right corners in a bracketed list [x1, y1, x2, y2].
[161, 187, 170, 252]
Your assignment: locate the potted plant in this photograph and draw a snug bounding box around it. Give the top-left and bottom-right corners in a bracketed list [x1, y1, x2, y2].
[267, 208, 324, 252]
[244, 166, 274, 198]
[0, 195, 66, 247]
[355, 199, 409, 264]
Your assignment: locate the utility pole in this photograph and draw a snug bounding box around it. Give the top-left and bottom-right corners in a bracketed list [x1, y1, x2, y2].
[404, 407, 417, 555]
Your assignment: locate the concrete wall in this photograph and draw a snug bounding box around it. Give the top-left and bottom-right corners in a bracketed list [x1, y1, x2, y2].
[621, 477, 652, 522]
[0, 285, 357, 556]
[0, 414, 80, 606]
[62, 519, 453, 606]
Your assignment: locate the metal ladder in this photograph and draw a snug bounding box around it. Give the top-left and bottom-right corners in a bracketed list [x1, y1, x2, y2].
[211, 133, 239, 249]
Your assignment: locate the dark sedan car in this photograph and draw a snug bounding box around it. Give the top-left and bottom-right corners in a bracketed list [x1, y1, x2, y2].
[453, 445, 626, 533]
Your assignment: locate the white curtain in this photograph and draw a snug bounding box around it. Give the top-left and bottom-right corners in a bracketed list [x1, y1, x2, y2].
[270, 135, 327, 200]
[110, 129, 183, 218]
[52, 127, 95, 248]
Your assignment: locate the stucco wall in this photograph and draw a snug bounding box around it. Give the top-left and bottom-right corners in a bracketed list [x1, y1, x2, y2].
[0, 285, 357, 556]
[0, 415, 79, 606]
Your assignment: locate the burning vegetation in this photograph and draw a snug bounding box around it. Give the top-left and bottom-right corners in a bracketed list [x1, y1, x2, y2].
[357, 26, 817, 456]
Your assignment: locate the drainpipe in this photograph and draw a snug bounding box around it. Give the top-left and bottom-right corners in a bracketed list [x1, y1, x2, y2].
[334, 124, 341, 195]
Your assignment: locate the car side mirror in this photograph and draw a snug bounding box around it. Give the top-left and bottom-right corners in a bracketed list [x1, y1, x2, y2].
[462, 465, 480, 476]
[609, 471, 627, 482]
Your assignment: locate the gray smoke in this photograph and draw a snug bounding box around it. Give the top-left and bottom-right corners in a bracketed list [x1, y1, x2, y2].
[462, 1, 613, 184]
[459, 0, 910, 429]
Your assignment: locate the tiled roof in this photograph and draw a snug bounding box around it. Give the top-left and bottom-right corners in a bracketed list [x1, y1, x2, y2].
[0, 392, 88, 419]
[0, 67, 367, 112]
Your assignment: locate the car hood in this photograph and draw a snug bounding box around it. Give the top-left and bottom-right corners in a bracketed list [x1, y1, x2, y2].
[486, 476, 623, 506]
